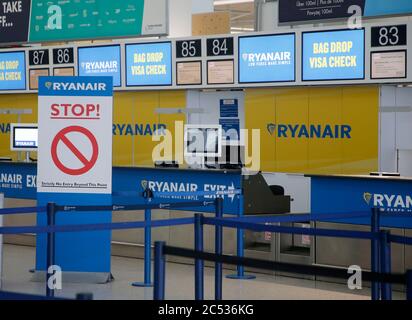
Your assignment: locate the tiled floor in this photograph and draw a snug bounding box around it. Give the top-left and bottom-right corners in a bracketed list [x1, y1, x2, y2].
[0, 244, 405, 300]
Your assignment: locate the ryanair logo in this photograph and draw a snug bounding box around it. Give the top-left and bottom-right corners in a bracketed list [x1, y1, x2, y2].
[363, 192, 412, 213]
[267, 123, 352, 139]
[140, 180, 236, 202]
[242, 52, 292, 66]
[81, 61, 118, 72]
[363, 192, 372, 205]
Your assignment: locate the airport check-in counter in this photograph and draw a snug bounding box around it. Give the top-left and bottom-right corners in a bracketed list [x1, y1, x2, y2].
[308, 174, 412, 286]
[243, 174, 313, 277]
[0, 163, 294, 267]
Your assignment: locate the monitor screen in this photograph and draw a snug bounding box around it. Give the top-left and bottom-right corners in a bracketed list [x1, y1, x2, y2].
[126, 42, 172, 86]
[10, 124, 38, 151]
[78, 45, 121, 86]
[238, 33, 295, 83]
[184, 125, 222, 157]
[0, 51, 26, 90]
[302, 29, 365, 81]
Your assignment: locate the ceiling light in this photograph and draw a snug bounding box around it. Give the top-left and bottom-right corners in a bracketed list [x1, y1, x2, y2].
[214, 0, 254, 6]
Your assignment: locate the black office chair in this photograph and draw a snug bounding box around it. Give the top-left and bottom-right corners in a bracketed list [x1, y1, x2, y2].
[269, 185, 285, 196]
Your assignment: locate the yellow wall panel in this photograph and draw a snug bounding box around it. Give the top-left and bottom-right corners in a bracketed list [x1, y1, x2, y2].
[275, 88, 309, 172]
[245, 86, 379, 174]
[245, 89, 276, 172]
[112, 92, 135, 166]
[307, 87, 342, 174]
[0, 94, 38, 161]
[133, 92, 160, 166]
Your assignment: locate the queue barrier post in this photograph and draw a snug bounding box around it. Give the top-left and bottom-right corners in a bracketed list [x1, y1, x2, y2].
[76, 293, 94, 300]
[407, 270, 412, 301]
[194, 214, 204, 300]
[153, 241, 166, 300]
[215, 197, 223, 301]
[371, 207, 380, 300]
[46, 202, 56, 298]
[380, 230, 392, 300]
[132, 189, 154, 287]
[227, 193, 256, 280]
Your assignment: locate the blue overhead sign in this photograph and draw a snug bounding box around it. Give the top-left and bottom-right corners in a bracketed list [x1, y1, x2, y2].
[0, 51, 26, 90]
[364, 0, 412, 17]
[126, 42, 172, 86]
[302, 29, 365, 81]
[78, 45, 121, 87]
[238, 33, 295, 83]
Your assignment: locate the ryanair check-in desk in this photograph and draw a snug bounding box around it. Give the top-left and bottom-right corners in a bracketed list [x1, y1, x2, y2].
[309, 174, 412, 278]
[0, 162, 291, 265]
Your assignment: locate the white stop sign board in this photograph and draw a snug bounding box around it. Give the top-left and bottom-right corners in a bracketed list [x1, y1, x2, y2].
[37, 76, 113, 195]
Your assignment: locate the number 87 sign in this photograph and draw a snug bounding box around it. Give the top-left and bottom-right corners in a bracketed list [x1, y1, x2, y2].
[37, 76, 113, 195]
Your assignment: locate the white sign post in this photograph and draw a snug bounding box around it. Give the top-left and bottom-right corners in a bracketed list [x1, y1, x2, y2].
[37, 77, 113, 194]
[35, 76, 113, 282]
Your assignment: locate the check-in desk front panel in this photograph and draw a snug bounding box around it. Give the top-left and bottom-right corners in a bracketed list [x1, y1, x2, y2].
[0, 163, 292, 266]
[309, 174, 412, 283]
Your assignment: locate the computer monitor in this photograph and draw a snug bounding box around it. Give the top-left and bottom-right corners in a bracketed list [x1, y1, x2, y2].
[184, 125, 222, 158]
[10, 123, 38, 152]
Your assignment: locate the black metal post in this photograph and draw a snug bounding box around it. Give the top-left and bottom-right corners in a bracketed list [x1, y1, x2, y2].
[215, 197, 223, 300]
[46, 202, 56, 298]
[194, 214, 204, 300]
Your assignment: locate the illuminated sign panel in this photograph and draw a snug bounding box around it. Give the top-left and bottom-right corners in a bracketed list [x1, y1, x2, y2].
[238, 34, 295, 83]
[0, 51, 26, 90]
[302, 29, 365, 81]
[126, 42, 172, 86]
[78, 45, 121, 87]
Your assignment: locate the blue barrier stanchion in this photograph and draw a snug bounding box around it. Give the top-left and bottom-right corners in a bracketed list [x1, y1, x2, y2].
[194, 214, 204, 300]
[215, 197, 223, 300]
[407, 270, 412, 301]
[132, 189, 153, 287]
[76, 293, 93, 300]
[371, 207, 380, 300]
[380, 230, 392, 300]
[46, 202, 56, 298]
[227, 193, 256, 280]
[153, 241, 166, 300]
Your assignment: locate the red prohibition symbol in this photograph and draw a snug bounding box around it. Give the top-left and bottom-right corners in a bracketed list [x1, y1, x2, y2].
[51, 126, 99, 176]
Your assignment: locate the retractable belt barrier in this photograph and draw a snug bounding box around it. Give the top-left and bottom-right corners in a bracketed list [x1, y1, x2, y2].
[153, 205, 412, 301]
[0, 199, 217, 299]
[1, 193, 412, 300]
[153, 242, 412, 301]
